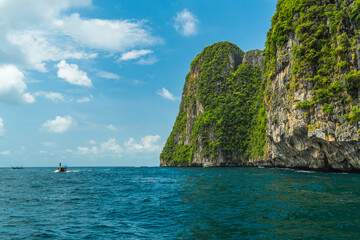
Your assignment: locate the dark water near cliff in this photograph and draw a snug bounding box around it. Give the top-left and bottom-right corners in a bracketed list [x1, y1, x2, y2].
[0, 167, 359, 239]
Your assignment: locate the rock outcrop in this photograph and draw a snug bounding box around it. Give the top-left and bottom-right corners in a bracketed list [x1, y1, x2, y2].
[160, 42, 265, 167]
[161, 0, 360, 172]
[264, 0, 360, 171]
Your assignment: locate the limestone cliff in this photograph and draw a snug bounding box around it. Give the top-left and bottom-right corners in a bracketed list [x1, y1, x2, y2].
[161, 0, 360, 172]
[160, 42, 266, 167]
[264, 0, 360, 171]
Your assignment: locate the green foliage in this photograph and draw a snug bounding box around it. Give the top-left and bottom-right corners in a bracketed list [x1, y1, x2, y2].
[265, 0, 360, 104]
[161, 0, 360, 166]
[160, 42, 266, 164]
[295, 100, 313, 110]
[347, 106, 360, 124]
[321, 103, 334, 115]
[345, 70, 360, 99]
[308, 124, 315, 132]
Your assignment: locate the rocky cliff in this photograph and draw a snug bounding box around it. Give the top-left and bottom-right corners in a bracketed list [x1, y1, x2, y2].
[160, 42, 266, 167]
[264, 0, 360, 171]
[161, 0, 360, 172]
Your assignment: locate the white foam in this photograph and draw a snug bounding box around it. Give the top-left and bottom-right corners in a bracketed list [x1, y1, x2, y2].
[296, 170, 315, 173]
[53, 170, 80, 173]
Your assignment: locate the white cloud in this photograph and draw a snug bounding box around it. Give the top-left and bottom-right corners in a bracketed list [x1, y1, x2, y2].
[7, 30, 95, 72]
[0, 117, 4, 136]
[78, 146, 98, 155]
[97, 71, 120, 80]
[120, 49, 153, 61]
[89, 139, 96, 145]
[0, 1, 161, 72]
[0, 0, 91, 27]
[78, 138, 122, 157]
[0, 65, 35, 104]
[156, 88, 177, 101]
[42, 115, 73, 134]
[133, 80, 144, 86]
[60, 13, 161, 51]
[125, 135, 161, 152]
[106, 124, 117, 131]
[174, 9, 199, 36]
[137, 56, 158, 65]
[57, 60, 92, 87]
[77, 97, 91, 103]
[0, 150, 10, 155]
[101, 138, 122, 155]
[35, 91, 65, 102]
[0, 0, 94, 71]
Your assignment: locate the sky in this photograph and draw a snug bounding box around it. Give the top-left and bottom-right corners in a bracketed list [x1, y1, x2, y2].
[0, 0, 277, 167]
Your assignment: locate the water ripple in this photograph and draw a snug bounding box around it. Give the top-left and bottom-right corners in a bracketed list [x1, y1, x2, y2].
[0, 167, 359, 239]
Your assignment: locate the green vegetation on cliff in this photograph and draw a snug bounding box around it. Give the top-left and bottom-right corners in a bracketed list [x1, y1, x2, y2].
[160, 42, 266, 165]
[266, 0, 360, 107]
[161, 0, 360, 168]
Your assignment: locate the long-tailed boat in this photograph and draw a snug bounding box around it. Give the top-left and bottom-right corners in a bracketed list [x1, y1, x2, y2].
[57, 163, 67, 172]
[11, 166, 23, 169]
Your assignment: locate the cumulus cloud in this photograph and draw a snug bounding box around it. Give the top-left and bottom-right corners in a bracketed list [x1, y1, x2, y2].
[0, 65, 35, 104]
[42, 115, 73, 134]
[77, 136, 160, 157]
[101, 138, 122, 154]
[59, 13, 161, 51]
[120, 49, 153, 61]
[0, 0, 94, 71]
[0, 0, 161, 72]
[174, 9, 199, 36]
[0, 117, 4, 136]
[78, 138, 122, 157]
[78, 146, 98, 155]
[156, 88, 177, 101]
[106, 124, 117, 131]
[57, 60, 92, 87]
[125, 135, 161, 152]
[35, 91, 65, 102]
[97, 71, 120, 80]
[7, 30, 95, 72]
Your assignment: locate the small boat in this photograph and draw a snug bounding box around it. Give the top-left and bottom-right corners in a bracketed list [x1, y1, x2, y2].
[11, 166, 23, 169]
[57, 163, 67, 172]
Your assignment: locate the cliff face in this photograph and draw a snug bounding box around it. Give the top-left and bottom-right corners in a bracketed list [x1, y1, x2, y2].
[161, 0, 360, 171]
[160, 42, 266, 167]
[265, 0, 360, 171]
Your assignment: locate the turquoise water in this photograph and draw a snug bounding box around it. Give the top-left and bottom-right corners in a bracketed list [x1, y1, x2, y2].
[0, 167, 359, 239]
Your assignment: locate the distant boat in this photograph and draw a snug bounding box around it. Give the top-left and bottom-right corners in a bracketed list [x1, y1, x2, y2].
[57, 163, 67, 172]
[11, 166, 23, 169]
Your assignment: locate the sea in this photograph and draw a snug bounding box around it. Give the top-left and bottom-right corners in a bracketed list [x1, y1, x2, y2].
[0, 167, 359, 239]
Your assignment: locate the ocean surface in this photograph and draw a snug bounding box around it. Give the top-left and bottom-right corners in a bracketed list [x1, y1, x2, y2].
[0, 167, 359, 239]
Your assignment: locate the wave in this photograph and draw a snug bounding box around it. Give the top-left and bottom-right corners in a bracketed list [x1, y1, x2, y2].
[296, 170, 316, 173]
[53, 170, 80, 173]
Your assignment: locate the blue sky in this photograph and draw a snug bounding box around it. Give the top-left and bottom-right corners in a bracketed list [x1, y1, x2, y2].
[0, 0, 277, 167]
